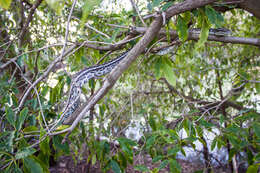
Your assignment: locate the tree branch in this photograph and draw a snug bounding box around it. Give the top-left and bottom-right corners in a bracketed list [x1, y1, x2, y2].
[130, 27, 260, 47]
[18, 0, 43, 46]
[214, 0, 260, 20]
[54, 0, 219, 134]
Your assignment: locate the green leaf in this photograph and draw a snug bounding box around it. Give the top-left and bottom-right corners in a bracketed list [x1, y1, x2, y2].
[211, 137, 217, 151]
[81, 55, 89, 66]
[183, 119, 189, 135]
[81, 0, 102, 28]
[196, 22, 210, 48]
[217, 137, 224, 149]
[162, 62, 176, 87]
[31, 98, 38, 111]
[169, 159, 181, 173]
[12, 167, 23, 173]
[215, 11, 224, 27]
[0, 0, 12, 9]
[134, 165, 150, 172]
[194, 170, 203, 173]
[117, 137, 134, 159]
[159, 160, 169, 170]
[46, 0, 65, 15]
[247, 148, 254, 165]
[39, 130, 50, 156]
[152, 155, 163, 163]
[118, 152, 127, 168]
[235, 112, 258, 121]
[146, 135, 156, 150]
[24, 157, 43, 173]
[0, 131, 9, 139]
[246, 165, 259, 173]
[110, 160, 121, 173]
[117, 137, 137, 146]
[6, 106, 15, 128]
[147, 2, 153, 11]
[162, 1, 173, 11]
[32, 155, 50, 173]
[16, 107, 28, 131]
[53, 135, 70, 154]
[228, 148, 237, 162]
[255, 83, 260, 94]
[252, 122, 260, 138]
[168, 146, 180, 156]
[23, 126, 38, 133]
[227, 135, 240, 148]
[205, 7, 216, 24]
[180, 148, 186, 157]
[91, 154, 96, 165]
[154, 58, 163, 80]
[16, 147, 36, 159]
[0, 131, 15, 152]
[152, 0, 161, 7]
[4, 166, 23, 173]
[205, 6, 223, 27]
[176, 15, 188, 41]
[41, 86, 49, 97]
[225, 124, 241, 134]
[148, 115, 157, 131]
[199, 119, 214, 128]
[196, 10, 210, 48]
[50, 88, 56, 104]
[255, 153, 260, 162]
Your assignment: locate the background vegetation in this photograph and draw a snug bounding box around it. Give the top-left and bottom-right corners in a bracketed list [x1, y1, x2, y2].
[0, 0, 259, 172]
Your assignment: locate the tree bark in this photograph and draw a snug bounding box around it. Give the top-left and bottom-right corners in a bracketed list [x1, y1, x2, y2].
[216, 0, 260, 20]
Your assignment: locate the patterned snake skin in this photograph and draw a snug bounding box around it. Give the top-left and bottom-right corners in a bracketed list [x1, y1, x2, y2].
[59, 50, 130, 123]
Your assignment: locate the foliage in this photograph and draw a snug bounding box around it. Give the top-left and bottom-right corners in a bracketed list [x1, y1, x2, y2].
[0, 0, 259, 172]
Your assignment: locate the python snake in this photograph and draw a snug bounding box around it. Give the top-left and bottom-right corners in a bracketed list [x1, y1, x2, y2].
[59, 50, 130, 123]
[59, 28, 231, 124]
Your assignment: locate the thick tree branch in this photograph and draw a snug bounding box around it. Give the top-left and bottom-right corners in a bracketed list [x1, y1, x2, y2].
[214, 0, 260, 20]
[130, 27, 260, 47]
[164, 0, 217, 20]
[143, 0, 260, 20]
[238, 0, 260, 19]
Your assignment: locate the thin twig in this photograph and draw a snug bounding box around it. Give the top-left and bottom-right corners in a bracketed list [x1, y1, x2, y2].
[236, 71, 260, 83]
[85, 23, 111, 39]
[84, 35, 142, 46]
[10, 59, 50, 133]
[106, 23, 129, 29]
[129, 0, 147, 27]
[0, 40, 14, 61]
[0, 43, 66, 70]
[8, 67, 18, 84]
[96, 51, 113, 64]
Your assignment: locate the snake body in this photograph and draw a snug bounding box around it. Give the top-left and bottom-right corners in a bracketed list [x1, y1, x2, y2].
[59, 50, 130, 123]
[59, 28, 231, 124]
[191, 28, 231, 36]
